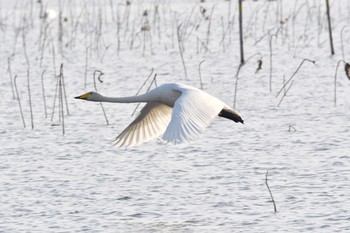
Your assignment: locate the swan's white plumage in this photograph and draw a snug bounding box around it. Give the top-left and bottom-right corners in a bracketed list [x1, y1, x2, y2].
[114, 102, 172, 147]
[162, 86, 225, 144]
[75, 83, 242, 147]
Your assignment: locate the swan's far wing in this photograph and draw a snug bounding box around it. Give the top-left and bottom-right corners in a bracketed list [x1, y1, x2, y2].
[114, 103, 172, 147]
[162, 89, 224, 144]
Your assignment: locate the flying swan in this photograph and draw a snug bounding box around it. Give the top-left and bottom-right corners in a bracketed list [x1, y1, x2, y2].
[75, 83, 243, 147]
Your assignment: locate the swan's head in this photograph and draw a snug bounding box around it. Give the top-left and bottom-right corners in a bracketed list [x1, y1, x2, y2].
[74, 91, 103, 102]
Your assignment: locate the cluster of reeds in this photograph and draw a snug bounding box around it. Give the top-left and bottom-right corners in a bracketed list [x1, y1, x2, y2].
[2, 0, 349, 134]
[232, 0, 349, 107]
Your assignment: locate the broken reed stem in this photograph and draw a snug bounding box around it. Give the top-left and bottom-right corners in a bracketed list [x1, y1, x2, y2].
[198, 60, 205, 90]
[206, 6, 215, 50]
[41, 70, 48, 118]
[220, 16, 226, 52]
[60, 64, 69, 115]
[40, 23, 48, 67]
[288, 125, 297, 132]
[233, 64, 243, 108]
[233, 52, 262, 107]
[22, 30, 30, 68]
[14, 75, 26, 128]
[238, 0, 244, 64]
[276, 59, 315, 98]
[265, 170, 277, 212]
[132, 74, 157, 117]
[135, 68, 154, 96]
[177, 24, 188, 78]
[27, 69, 34, 129]
[325, 0, 335, 55]
[84, 45, 91, 88]
[8, 57, 15, 99]
[334, 60, 345, 106]
[117, 5, 121, 55]
[51, 76, 59, 122]
[256, 59, 263, 73]
[269, 34, 277, 92]
[52, 43, 57, 76]
[59, 70, 65, 135]
[150, 74, 158, 88]
[227, 0, 232, 44]
[277, 80, 294, 107]
[58, 0, 63, 56]
[93, 70, 109, 125]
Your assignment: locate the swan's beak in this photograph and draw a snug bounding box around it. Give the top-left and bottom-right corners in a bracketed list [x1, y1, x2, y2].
[75, 92, 90, 100]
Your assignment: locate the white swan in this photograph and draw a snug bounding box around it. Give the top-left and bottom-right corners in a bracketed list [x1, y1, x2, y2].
[75, 83, 243, 147]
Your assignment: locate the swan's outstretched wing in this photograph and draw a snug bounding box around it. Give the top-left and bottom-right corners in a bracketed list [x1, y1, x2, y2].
[162, 89, 224, 144]
[114, 103, 172, 147]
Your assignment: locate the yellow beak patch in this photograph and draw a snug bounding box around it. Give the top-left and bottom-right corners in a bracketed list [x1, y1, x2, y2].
[75, 92, 90, 99]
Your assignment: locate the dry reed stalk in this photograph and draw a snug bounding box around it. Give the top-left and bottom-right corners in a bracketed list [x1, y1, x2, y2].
[176, 24, 188, 78]
[7, 57, 15, 99]
[135, 68, 154, 96]
[269, 34, 277, 92]
[40, 23, 48, 67]
[41, 70, 48, 118]
[233, 53, 262, 107]
[277, 80, 294, 107]
[117, 5, 121, 56]
[94, 6, 103, 54]
[109, 0, 116, 23]
[51, 42, 57, 76]
[153, 4, 161, 43]
[14, 75, 26, 128]
[220, 16, 226, 52]
[262, 0, 271, 34]
[227, 0, 232, 44]
[58, 0, 63, 56]
[51, 76, 59, 122]
[238, 0, 244, 64]
[84, 45, 91, 88]
[93, 70, 109, 125]
[276, 59, 315, 98]
[289, 125, 297, 132]
[57, 64, 69, 115]
[325, 0, 335, 55]
[22, 30, 30, 68]
[123, 1, 131, 39]
[206, 6, 215, 50]
[27, 69, 34, 129]
[12, 29, 20, 56]
[198, 60, 205, 90]
[59, 71, 65, 135]
[265, 170, 277, 212]
[181, 5, 196, 44]
[132, 73, 157, 117]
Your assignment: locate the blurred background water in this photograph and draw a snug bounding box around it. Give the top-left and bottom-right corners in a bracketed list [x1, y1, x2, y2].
[0, 0, 350, 232]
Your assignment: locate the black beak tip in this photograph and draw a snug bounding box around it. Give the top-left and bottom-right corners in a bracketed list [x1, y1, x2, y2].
[74, 96, 80, 99]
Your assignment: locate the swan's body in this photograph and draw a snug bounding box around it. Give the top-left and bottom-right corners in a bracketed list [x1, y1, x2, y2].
[75, 83, 243, 147]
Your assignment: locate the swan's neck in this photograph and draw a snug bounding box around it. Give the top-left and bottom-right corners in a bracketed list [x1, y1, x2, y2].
[99, 92, 157, 103]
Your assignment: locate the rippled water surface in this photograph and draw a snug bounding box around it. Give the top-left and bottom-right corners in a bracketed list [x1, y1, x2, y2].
[1, 0, 350, 232]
